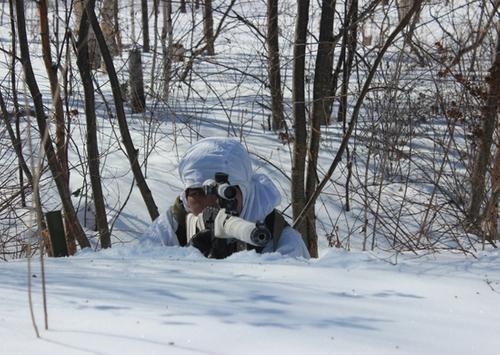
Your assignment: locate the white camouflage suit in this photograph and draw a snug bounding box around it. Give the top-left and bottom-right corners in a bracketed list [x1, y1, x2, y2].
[143, 137, 310, 259]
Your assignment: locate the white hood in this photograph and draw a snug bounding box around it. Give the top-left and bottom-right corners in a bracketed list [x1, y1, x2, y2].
[178, 137, 281, 223]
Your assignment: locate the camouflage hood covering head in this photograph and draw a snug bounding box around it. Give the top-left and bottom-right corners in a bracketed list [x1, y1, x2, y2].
[178, 137, 281, 222]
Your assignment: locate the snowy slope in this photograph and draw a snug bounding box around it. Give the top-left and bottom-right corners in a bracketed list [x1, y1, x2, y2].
[1, 1, 499, 353]
[1, 246, 499, 354]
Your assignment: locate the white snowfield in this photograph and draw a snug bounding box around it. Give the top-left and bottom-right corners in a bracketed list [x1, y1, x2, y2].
[1, 246, 499, 355]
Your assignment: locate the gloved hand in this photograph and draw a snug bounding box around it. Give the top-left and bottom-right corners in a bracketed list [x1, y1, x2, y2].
[209, 238, 233, 259]
[201, 206, 220, 230]
[189, 229, 212, 257]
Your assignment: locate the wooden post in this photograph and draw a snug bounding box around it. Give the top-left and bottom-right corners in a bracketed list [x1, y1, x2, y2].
[45, 211, 69, 257]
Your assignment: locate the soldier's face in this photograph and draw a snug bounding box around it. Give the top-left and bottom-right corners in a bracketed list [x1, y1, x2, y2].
[186, 187, 243, 215]
[185, 188, 218, 215]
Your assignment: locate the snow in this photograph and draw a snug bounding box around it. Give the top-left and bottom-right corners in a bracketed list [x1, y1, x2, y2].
[1, 0, 499, 353]
[1, 246, 499, 354]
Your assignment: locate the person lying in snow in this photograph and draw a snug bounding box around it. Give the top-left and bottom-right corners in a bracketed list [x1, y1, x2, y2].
[143, 137, 310, 259]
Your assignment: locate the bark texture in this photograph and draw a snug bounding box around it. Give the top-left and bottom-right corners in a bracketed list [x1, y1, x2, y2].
[141, 0, 150, 52]
[129, 49, 146, 113]
[291, 0, 310, 249]
[74, 0, 101, 68]
[101, 0, 120, 56]
[266, 0, 285, 131]
[203, 0, 215, 55]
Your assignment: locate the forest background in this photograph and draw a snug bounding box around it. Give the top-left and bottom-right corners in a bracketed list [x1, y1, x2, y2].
[1, 0, 498, 259]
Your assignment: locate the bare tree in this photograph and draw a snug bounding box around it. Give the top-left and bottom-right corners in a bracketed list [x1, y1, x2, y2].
[8, 0, 25, 206]
[76, 1, 111, 249]
[483, 141, 499, 242]
[303, 0, 338, 257]
[469, 29, 500, 241]
[266, 0, 285, 131]
[101, 0, 120, 56]
[0, 92, 39, 221]
[293, 0, 425, 257]
[74, 0, 101, 69]
[129, 49, 146, 113]
[337, 0, 358, 211]
[114, 0, 122, 52]
[203, 0, 215, 55]
[83, 0, 160, 221]
[0, 93, 31, 183]
[15, 0, 90, 250]
[39, 0, 72, 236]
[141, 0, 150, 52]
[291, 0, 311, 251]
[162, 0, 173, 100]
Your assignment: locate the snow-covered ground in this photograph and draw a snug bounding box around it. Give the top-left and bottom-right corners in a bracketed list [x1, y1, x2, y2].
[1, 246, 499, 354]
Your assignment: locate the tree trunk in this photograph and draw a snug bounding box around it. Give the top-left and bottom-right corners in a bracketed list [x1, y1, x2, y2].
[101, 0, 120, 56]
[305, 0, 336, 258]
[266, 0, 285, 131]
[203, 0, 215, 55]
[292, 0, 425, 245]
[149, 0, 159, 96]
[114, 0, 122, 53]
[76, 2, 112, 249]
[180, 0, 187, 13]
[397, 0, 413, 21]
[469, 30, 500, 235]
[83, 1, 160, 221]
[313, 0, 336, 127]
[162, 0, 173, 100]
[338, 0, 357, 211]
[291, 0, 310, 249]
[482, 143, 499, 242]
[129, 49, 146, 113]
[8, 0, 25, 206]
[130, 0, 136, 44]
[141, 0, 150, 52]
[337, 0, 357, 125]
[15, 0, 90, 250]
[39, 0, 67, 175]
[74, 0, 101, 69]
[39, 0, 72, 234]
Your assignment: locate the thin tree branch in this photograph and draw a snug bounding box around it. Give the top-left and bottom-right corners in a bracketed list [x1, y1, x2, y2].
[293, 0, 425, 229]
